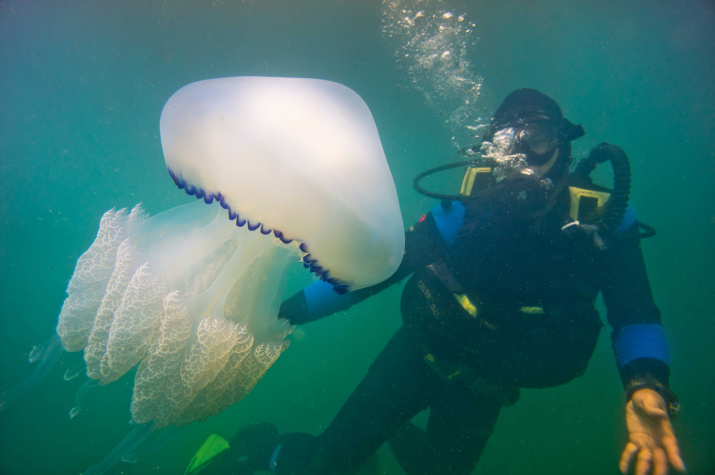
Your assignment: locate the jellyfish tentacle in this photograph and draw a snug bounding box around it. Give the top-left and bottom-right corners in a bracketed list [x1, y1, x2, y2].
[81, 422, 156, 475]
[63, 363, 84, 381]
[69, 378, 100, 419]
[0, 334, 63, 412]
[121, 426, 179, 463]
[28, 341, 48, 363]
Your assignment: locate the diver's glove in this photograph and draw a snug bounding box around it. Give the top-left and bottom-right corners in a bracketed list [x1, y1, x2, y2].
[619, 388, 686, 474]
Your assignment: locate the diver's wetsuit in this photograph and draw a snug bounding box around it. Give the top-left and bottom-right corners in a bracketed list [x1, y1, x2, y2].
[272, 175, 670, 475]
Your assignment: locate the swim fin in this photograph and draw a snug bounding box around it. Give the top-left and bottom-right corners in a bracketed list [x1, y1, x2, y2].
[184, 433, 230, 475]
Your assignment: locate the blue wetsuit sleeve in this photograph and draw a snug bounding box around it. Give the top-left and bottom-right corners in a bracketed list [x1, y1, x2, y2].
[613, 324, 670, 370]
[277, 279, 354, 325]
[602, 215, 671, 387]
[278, 209, 451, 325]
[302, 280, 353, 321]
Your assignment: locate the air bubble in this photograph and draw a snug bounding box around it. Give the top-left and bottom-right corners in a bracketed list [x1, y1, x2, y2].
[381, 1, 487, 150]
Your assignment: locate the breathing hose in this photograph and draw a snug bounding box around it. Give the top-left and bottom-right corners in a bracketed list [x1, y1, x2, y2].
[573, 142, 631, 235]
[412, 159, 483, 201]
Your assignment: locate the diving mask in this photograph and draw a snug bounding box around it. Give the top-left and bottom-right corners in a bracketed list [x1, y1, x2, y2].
[515, 120, 559, 157]
[496, 119, 559, 166]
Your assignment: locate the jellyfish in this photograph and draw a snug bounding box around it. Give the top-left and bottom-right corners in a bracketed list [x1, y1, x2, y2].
[1, 77, 404, 469]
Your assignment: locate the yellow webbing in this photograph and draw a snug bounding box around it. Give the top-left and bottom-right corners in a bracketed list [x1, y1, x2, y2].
[453, 293, 478, 317]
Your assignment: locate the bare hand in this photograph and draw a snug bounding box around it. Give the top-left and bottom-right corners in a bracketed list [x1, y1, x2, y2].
[620, 388, 686, 475]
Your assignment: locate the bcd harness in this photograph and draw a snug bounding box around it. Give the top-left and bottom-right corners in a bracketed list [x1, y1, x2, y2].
[411, 144, 655, 402]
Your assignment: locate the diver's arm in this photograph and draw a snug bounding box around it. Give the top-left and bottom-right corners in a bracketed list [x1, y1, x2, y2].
[278, 211, 446, 325]
[601, 225, 671, 394]
[601, 223, 685, 474]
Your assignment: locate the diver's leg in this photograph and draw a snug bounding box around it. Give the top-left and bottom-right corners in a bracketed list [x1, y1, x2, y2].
[425, 387, 503, 474]
[275, 325, 445, 475]
[389, 384, 504, 475]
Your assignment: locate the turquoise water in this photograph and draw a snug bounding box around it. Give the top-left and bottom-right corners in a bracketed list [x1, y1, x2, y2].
[1, 1, 713, 473]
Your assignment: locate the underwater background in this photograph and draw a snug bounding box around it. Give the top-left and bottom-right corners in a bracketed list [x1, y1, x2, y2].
[0, 0, 713, 473]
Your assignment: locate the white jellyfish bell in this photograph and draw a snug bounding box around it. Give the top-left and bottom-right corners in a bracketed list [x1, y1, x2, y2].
[0, 77, 404, 473]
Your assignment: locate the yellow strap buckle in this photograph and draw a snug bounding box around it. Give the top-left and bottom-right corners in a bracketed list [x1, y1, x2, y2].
[568, 186, 611, 222]
[460, 167, 493, 196]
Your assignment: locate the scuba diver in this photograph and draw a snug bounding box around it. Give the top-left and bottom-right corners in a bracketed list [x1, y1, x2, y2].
[187, 89, 685, 475]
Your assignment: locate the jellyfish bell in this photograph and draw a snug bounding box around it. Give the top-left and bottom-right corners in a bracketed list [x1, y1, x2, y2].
[162, 76, 404, 291]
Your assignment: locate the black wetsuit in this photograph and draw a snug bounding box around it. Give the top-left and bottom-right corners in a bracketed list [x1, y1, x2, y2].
[272, 175, 668, 475]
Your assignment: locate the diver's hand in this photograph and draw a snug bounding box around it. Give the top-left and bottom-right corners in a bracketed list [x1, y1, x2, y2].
[620, 388, 686, 475]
